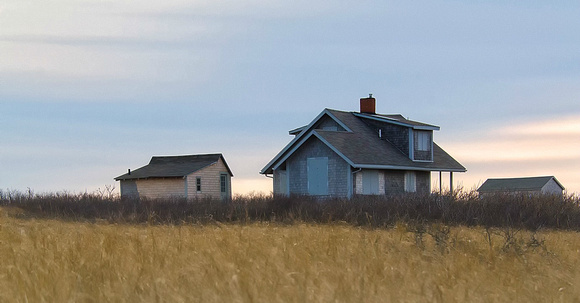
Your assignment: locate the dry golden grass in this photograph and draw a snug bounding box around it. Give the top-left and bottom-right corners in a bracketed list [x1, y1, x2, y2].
[0, 206, 579, 302]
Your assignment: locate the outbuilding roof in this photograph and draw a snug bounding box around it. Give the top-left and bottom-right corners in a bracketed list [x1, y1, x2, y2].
[477, 176, 564, 193]
[115, 154, 233, 181]
[261, 108, 466, 174]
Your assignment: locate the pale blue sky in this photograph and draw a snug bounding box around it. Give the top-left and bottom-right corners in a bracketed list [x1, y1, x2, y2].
[1, 0, 579, 194]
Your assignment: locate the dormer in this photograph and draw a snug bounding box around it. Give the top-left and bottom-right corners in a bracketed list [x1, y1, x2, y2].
[410, 129, 433, 162]
[354, 96, 438, 162]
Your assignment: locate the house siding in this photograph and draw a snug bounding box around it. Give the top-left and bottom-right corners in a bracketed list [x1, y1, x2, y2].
[314, 115, 345, 131]
[186, 158, 232, 199]
[286, 137, 350, 197]
[121, 178, 185, 199]
[362, 119, 410, 156]
[416, 171, 431, 194]
[384, 170, 405, 194]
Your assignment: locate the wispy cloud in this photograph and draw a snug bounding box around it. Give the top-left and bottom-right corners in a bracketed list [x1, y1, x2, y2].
[443, 115, 580, 193]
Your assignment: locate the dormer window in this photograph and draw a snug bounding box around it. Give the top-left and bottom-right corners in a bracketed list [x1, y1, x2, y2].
[412, 130, 433, 161]
[417, 132, 431, 151]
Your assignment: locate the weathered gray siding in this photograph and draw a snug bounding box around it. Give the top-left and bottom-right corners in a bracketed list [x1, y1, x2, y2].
[286, 137, 350, 197]
[314, 115, 346, 131]
[416, 171, 431, 194]
[384, 170, 405, 194]
[361, 119, 410, 156]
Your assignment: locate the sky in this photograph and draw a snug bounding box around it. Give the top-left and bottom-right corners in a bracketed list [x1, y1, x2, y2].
[1, 0, 579, 195]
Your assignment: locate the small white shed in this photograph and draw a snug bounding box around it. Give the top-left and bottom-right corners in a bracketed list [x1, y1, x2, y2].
[115, 154, 233, 200]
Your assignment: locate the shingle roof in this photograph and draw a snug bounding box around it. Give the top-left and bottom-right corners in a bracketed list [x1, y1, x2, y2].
[115, 154, 233, 181]
[261, 108, 466, 174]
[354, 113, 440, 130]
[477, 176, 564, 193]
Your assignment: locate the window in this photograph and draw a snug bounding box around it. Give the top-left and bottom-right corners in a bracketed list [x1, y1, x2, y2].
[220, 174, 227, 193]
[417, 132, 431, 151]
[405, 172, 416, 193]
[196, 177, 201, 192]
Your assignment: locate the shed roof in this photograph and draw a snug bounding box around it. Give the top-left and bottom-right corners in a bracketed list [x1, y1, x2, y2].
[115, 154, 233, 181]
[477, 176, 564, 193]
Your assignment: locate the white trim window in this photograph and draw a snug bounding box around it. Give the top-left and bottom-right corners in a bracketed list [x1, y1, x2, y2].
[405, 171, 416, 193]
[417, 131, 431, 151]
[196, 177, 202, 192]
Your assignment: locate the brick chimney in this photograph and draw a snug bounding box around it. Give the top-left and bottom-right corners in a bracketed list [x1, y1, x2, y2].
[360, 94, 376, 114]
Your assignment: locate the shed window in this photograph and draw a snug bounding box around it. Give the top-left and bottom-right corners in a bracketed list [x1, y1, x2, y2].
[220, 174, 227, 193]
[417, 132, 431, 151]
[196, 177, 202, 192]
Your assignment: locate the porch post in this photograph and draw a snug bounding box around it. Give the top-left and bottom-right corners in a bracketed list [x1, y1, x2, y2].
[450, 172, 454, 195]
[439, 171, 442, 195]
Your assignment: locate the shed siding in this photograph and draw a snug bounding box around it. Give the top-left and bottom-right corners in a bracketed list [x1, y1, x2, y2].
[541, 179, 563, 195]
[122, 178, 185, 199]
[286, 137, 350, 197]
[186, 157, 232, 199]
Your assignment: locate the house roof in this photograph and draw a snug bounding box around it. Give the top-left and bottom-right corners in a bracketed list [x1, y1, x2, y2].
[115, 154, 233, 181]
[477, 176, 564, 193]
[353, 113, 440, 130]
[260, 108, 466, 174]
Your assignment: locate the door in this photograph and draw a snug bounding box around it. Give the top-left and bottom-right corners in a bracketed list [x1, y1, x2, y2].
[220, 173, 229, 199]
[362, 170, 379, 195]
[307, 157, 328, 195]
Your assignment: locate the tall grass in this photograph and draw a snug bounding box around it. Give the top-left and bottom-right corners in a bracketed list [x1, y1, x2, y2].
[1, 190, 579, 301]
[0, 210, 578, 302]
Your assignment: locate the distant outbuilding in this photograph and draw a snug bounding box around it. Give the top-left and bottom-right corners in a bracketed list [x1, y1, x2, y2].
[115, 154, 233, 200]
[477, 176, 564, 196]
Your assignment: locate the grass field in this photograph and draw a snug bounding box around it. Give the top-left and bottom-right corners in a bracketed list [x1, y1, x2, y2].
[1, 206, 579, 303]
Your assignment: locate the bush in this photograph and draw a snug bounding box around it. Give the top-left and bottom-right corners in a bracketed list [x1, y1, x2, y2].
[1, 190, 579, 230]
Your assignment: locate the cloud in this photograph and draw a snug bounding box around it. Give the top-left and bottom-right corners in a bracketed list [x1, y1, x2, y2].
[441, 114, 580, 193]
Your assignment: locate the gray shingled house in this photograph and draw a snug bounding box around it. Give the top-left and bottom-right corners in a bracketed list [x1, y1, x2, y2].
[260, 96, 466, 197]
[477, 176, 564, 196]
[115, 154, 233, 200]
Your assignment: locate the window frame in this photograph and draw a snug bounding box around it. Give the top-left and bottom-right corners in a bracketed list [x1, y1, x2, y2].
[417, 131, 431, 152]
[220, 174, 227, 194]
[196, 177, 202, 192]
